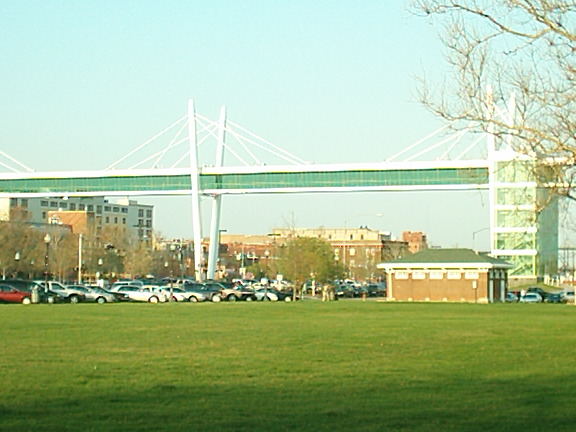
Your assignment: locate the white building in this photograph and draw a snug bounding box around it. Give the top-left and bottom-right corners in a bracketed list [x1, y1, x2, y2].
[0, 197, 153, 240]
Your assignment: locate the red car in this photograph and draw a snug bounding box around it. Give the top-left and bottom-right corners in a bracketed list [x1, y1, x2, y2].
[0, 284, 32, 304]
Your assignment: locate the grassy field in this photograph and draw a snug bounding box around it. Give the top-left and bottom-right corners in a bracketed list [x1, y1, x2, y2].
[0, 301, 575, 432]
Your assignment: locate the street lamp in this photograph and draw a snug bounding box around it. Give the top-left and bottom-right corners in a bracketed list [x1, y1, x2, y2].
[43, 233, 51, 290]
[14, 251, 20, 278]
[97, 258, 103, 285]
[167, 247, 176, 302]
[472, 227, 490, 251]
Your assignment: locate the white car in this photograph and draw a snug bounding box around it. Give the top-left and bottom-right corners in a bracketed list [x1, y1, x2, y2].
[519, 292, 542, 303]
[160, 286, 191, 302]
[113, 285, 168, 303]
[562, 291, 575, 303]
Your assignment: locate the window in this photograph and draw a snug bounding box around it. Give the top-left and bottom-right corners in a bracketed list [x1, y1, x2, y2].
[138, 209, 144, 217]
[465, 271, 479, 280]
[138, 219, 143, 227]
[79, 204, 85, 210]
[50, 201, 57, 207]
[122, 218, 126, 224]
[146, 210, 152, 218]
[146, 220, 151, 227]
[113, 207, 119, 213]
[430, 271, 444, 280]
[105, 216, 109, 223]
[412, 270, 426, 280]
[96, 205, 102, 214]
[20, 199, 28, 208]
[41, 200, 48, 207]
[104, 206, 111, 212]
[447, 271, 462, 280]
[114, 217, 118, 224]
[69, 203, 76, 210]
[395, 271, 409, 280]
[87, 205, 94, 211]
[121, 208, 128, 213]
[59, 202, 67, 209]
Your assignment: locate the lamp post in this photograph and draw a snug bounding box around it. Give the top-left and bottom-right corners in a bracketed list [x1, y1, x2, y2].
[14, 251, 20, 278]
[97, 258, 103, 286]
[169, 245, 176, 301]
[43, 233, 51, 291]
[472, 227, 490, 251]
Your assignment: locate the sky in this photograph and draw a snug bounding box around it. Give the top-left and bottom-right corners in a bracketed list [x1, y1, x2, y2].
[0, 1, 495, 249]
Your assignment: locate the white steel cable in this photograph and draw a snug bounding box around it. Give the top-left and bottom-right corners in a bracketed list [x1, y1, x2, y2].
[106, 115, 186, 169]
[0, 150, 34, 172]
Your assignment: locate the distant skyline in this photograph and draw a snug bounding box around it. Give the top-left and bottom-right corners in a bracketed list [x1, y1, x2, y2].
[1, 1, 496, 249]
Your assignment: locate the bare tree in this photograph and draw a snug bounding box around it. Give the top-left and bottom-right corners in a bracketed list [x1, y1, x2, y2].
[412, 1, 576, 199]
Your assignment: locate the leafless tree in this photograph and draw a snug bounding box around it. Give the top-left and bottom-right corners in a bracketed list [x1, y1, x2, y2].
[412, 1, 576, 200]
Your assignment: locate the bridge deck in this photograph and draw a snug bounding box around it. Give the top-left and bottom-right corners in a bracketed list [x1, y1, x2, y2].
[0, 164, 490, 197]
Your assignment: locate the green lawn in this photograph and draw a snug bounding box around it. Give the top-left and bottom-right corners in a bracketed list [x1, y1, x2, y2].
[1, 301, 574, 431]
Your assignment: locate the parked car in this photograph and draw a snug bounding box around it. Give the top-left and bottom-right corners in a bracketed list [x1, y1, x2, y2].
[255, 288, 297, 302]
[159, 286, 194, 302]
[74, 285, 119, 303]
[519, 292, 543, 303]
[365, 283, 386, 297]
[35, 281, 86, 303]
[110, 280, 144, 291]
[505, 292, 518, 302]
[111, 285, 168, 303]
[182, 284, 212, 302]
[3, 279, 62, 303]
[0, 283, 32, 304]
[335, 284, 355, 298]
[199, 282, 225, 302]
[561, 290, 575, 304]
[544, 292, 563, 304]
[221, 285, 257, 301]
[526, 287, 549, 301]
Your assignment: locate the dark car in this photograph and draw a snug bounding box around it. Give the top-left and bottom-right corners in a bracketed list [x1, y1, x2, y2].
[198, 282, 224, 302]
[335, 284, 355, 298]
[0, 283, 32, 304]
[365, 283, 386, 297]
[527, 287, 549, 301]
[545, 292, 563, 303]
[2, 279, 62, 303]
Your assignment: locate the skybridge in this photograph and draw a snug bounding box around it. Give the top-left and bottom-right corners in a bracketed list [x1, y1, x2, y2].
[0, 99, 555, 283]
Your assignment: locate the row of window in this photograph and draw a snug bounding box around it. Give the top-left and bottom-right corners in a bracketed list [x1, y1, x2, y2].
[42, 212, 152, 228]
[394, 270, 481, 280]
[31, 200, 152, 217]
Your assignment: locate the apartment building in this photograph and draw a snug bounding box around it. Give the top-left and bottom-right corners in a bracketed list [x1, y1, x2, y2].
[0, 197, 153, 240]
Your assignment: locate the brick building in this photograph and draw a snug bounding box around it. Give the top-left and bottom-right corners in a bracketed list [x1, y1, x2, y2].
[402, 231, 428, 254]
[378, 248, 514, 303]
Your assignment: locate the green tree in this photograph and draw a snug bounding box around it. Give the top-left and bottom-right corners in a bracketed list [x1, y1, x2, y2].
[277, 237, 343, 300]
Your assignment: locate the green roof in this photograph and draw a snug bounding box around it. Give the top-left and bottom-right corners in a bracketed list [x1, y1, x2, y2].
[378, 248, 514, 269]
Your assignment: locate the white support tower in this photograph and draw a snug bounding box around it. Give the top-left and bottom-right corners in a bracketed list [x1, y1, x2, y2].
[187, 100, 204, 281]
[206, 106, 227, 280]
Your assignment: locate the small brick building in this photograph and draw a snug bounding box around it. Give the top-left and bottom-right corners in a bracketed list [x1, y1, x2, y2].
[377, 248, 514, 303]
